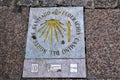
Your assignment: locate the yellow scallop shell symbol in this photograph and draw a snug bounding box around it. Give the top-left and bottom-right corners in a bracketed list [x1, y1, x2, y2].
[37, 19, 65, 44]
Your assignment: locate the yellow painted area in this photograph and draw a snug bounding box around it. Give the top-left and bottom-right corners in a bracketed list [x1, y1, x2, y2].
[57, 23, 65, 31]
[39, 25, 48, 38]
[44, 26, 51, 42]
[38, 19, 64, 44]
[54, 25, 59, 42]
[45, 19, 59, 26]
[37, 25, 46, 32]
[56, 25, 64, 38]
[50, 26, 53, 44]
[67, 21, 71, 42]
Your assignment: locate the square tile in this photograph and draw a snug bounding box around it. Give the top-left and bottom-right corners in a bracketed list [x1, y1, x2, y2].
[23, 7, 86, 78]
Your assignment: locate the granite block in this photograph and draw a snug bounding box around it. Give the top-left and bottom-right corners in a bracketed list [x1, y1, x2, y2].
[1, 7, 29, 79]
[84, 0, 94, 8]
[1, 0, 120, 9]
[17, 0, 83, 7]
[0, 7, 5, 80]
[0, 0, 12, 6]
[20, 79, 86, 80]
[95, 0, 118, 8]
[89, 78, 119, 80]
[17, 0, 94, 8]
[85, 9, 120, 78]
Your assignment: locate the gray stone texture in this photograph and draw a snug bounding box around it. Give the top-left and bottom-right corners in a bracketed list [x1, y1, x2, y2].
[18, 0, 94, 8]
[17, 0, 119, 8]
[0, 0, 12, 6]
[0, 0, 120, 80]
[94, 0, 118, 8]
[85, 9, 120, 79]
[17, 0, 85, 7]
[0, 0, 120, 8]
[0, 7, 29, 80]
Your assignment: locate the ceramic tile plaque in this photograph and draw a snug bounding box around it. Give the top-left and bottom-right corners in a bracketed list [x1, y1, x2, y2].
[23, 7, 86, 78]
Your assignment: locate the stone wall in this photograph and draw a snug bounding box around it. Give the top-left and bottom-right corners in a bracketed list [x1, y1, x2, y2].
[0, 0, 120, 80]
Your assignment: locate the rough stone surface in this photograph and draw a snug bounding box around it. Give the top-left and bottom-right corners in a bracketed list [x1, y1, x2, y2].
[0, 7, 29, 80]
[119, 0, 120, 7]
[94, 0, 118, 8]
[0, 7, 4, 80]
[84, 0, 94, 8]
[1, 0, 120, 8]
[17, 0, 42, 7]
[16, 0, 94, 8]
[16, 0, 120, 8]
[85, 9, 120, 78]
[0, 0, 12, 6]
[17, 0, 84, 7]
